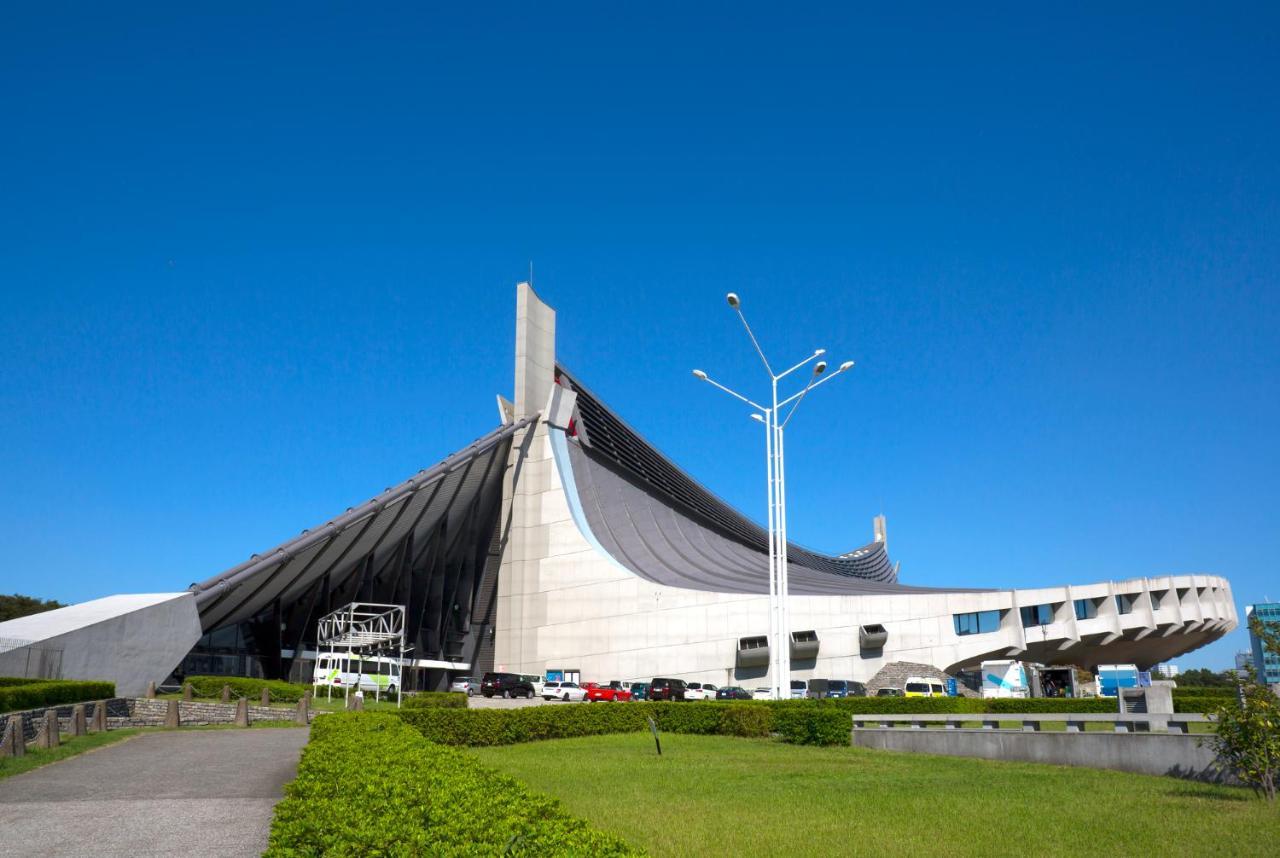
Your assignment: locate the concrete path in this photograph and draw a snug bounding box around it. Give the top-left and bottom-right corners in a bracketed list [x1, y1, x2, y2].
[0, 728, 308, 857]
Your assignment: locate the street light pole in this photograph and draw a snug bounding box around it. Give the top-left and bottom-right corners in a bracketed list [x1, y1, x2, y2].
[693, 293, 855, 700]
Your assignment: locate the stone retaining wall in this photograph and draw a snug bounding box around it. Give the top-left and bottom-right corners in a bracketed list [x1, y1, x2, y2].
[8, 697, 312, 741]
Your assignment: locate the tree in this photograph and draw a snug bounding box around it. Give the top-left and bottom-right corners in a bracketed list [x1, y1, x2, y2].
[0, 593, 65, 624]
[1207, 614, 1280, 801]
[1178, 667, 1235, 687]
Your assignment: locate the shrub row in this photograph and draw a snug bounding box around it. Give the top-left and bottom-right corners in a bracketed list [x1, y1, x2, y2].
[403, 691, 468, 709]
[398, 700, 854, 747]
[265, 713, 638, 856]
[184, 675, 309, 702]
[0, 677, 52, 688]
[0, 680, 116, 713]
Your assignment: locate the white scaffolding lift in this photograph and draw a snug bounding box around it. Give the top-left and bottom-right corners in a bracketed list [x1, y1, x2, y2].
[314, 602, 410, 708]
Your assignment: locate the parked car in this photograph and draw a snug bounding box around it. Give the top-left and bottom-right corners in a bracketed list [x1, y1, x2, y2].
[715, 686, 753, 700]
[542, 680, 586, 702]
[649, 677, 688, 701]
[521, 674, 546, 696]
[630, 682, 650, 701]
[903, 676, 946, 697]
[481, 671, 536, 698]
[875, 687, 904, 697]
[448, 675, 479, 696]
[586, 681, 633, 702]
[826, 680, 866, 698]
[806, 678, 831, 699]
[790, 680, 808, 699]
[752, 687, 773, 700]
[685, 681, 719, 701]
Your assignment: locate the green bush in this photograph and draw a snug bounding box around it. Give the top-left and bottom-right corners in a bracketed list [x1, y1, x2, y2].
[184, 675, 308, 703]
[0, 680, 115, 713]
[403, 691, 468, 709]
[398, 701, 852, 747]
[717, 703, 773, 738]
[984, 697, 1117, 714]
[0, 677, 52, 688]
[266, 713, 638, 856]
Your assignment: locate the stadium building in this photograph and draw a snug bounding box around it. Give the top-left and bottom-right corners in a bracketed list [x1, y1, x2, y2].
[0, 284, 1238, 694]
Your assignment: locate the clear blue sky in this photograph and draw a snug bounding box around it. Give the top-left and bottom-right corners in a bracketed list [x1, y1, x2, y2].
[1, 6, 1276, 669]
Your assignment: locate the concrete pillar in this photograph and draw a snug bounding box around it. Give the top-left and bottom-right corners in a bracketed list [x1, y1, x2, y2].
[220, 685, 231, 704]
[182, 683, 194, 702]
[260, 688, 270, 707]
[164, 700, 180, 728]
[234, 697, 249, 727]
[37, 710, 59, 749]
[294, 698, 308, 726]
[354, 695, 364, 712]
[145, 681, 157, 699]
[0, 717, 20, 757]
[71, 704, 87, 737]
[91, 701, 108, 732]
[304, 689, 312, 706]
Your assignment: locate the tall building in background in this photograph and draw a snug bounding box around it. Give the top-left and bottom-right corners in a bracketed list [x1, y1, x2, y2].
[1246, 603, 1280, 684]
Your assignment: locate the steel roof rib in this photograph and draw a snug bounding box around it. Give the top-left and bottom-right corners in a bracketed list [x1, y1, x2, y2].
[190, 416, 536, 629]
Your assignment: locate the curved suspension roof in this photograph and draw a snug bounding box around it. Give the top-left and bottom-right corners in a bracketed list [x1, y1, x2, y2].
[556, 367, 979, 596]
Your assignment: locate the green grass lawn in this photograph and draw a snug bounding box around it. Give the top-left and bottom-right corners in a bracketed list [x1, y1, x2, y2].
[472, 733, 1279, 857]
[0, 729, 139, 781]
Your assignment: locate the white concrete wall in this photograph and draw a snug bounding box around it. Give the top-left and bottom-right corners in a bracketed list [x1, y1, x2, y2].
[495, 283, 1238, 686]
[494, 419, 1236, 686]
[0, 593, 202, 696]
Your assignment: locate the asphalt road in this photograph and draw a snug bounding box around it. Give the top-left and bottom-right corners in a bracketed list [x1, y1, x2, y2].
[0, 728, 308, 857]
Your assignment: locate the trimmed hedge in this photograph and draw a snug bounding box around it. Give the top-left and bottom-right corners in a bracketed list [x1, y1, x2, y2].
[184, 675, 308, 703]
[265, 713, 638, 856]
[0, 679, 115, 713]
[403, 691, 468, 709]
[397, 701, 852, 747]
[0, 677, 52, 688]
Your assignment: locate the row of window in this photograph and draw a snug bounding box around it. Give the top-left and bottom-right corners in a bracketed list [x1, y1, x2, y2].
[958, 590, 1219, 637]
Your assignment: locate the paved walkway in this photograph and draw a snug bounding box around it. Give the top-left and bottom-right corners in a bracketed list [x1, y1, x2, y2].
[0, 728, 308, 857]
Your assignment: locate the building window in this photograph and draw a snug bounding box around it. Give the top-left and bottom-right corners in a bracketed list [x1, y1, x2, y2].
[1116, 593, 1137, 615]
[1150, 590, 1164, 610]
[1074, 599, 1098, 620]
[954, 610, 1001, 636]
[1020, 604, 1054, 627]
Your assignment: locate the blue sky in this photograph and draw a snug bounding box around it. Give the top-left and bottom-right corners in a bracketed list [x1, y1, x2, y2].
[1, 5, 1276, 669]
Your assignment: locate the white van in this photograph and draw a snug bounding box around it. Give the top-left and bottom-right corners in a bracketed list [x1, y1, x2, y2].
[903, 676, 946, 697]
[313, 655, 401, 698]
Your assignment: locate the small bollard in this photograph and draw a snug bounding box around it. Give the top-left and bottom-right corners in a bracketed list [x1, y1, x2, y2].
[260, 688, 270, 707]
[220, 684, 231, 704]
[294, 697, 308, 725]
[8, 715, 26, 757]
[234, 697, 250, 727]
[0, 717, 20, 758]
[353, 695, 364, 712]
[91, 701, 108, 732]
[145, 680, 157, 699]
[182, 683, 194, 702]
[304, 689, 312, 706]
[71, 704, 87, 737]
[37, 709, 60, 749]
[164, 699, 180, 728]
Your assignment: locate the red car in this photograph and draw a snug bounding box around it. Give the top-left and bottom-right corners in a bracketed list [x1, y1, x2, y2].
[584, 681, 633, 702]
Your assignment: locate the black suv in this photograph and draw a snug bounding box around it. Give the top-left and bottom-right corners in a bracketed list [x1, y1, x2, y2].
[481, 672, 536, 699]
[648, 677, 688, 701]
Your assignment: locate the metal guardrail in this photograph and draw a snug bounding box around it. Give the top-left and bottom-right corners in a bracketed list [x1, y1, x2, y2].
[850, 712, 1214, 734]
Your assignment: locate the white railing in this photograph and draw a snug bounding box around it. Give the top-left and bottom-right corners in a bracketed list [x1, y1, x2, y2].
[850, 712, 1213, 734]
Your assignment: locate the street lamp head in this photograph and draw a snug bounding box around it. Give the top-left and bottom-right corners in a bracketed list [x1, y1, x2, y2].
[726, 292, 740, 309]
[692, 369, 708, 380]
[813, 360, 827, 376]
[751, 412, 765, 422]
[839, 360, 855, 372]
[814, 348, 826, 356]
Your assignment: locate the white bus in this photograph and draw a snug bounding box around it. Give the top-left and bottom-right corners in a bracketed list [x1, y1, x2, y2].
[312, 654, 403, 699]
